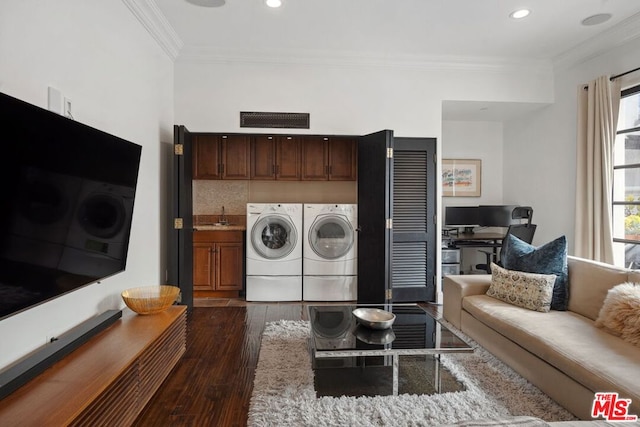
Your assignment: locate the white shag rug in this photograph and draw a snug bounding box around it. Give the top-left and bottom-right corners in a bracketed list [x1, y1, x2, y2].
[248, 320, 577, 426]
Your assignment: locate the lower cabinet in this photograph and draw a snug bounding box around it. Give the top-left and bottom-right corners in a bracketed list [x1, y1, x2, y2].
[193, 231, 244, 297]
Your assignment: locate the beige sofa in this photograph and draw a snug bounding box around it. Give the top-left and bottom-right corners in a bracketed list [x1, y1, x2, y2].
[443, 255, 640, 421]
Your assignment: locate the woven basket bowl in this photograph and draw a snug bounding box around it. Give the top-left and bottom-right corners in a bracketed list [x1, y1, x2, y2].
[121, 285, 179, 315]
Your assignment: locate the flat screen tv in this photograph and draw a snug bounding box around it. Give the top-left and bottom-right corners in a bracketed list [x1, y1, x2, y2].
[0, 92, 142, 320]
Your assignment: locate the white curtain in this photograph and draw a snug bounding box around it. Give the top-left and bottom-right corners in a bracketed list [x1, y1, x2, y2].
[575, 75, 621, 263]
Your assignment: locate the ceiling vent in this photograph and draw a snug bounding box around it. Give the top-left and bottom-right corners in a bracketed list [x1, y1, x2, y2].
[240, 111, 310, 129]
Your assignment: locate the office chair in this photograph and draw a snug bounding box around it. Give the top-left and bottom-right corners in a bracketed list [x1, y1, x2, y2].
[475, 206, 536, 273]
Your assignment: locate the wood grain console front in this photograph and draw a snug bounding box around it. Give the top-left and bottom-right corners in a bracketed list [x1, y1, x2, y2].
[0, 306, 187, 426]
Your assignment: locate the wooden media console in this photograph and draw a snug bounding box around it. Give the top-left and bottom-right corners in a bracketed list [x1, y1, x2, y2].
[0, 305, 187, 426]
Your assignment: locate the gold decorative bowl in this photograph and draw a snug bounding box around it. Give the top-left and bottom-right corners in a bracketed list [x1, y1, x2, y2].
[121, 285, 180, 315]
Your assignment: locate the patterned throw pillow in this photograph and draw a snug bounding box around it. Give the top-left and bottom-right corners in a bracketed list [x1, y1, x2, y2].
[501, 234, 569, 311]
[595, 282, 640, 347]
[487, 263, 556, 312]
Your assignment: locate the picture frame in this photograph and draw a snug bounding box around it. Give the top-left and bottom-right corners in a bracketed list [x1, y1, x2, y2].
[442, 159, 481, 197]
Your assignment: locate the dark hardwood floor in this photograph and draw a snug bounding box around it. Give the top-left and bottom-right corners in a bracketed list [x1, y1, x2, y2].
[133, 301, 309, 426]
[133, 300, 440, 426]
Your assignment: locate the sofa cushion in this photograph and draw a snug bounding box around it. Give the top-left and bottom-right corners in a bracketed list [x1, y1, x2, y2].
[501, 235, 569, 311]
[595, 282, 640, 346]
[487, 263, 555, 312]
[567, 256, 630, 321]
[462, 295, 640, 410]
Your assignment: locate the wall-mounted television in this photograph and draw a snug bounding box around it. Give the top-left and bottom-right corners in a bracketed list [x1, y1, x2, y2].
[0, 92, 142, 320]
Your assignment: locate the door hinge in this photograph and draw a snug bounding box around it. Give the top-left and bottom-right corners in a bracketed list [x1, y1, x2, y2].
[174, 218, 183, 229]
[174, 144, 184, 155]
[386, 218, 393, 229]
[387, 147, 393, 159]
[434, 215, 438, 225]
[385, 288, 392, 301]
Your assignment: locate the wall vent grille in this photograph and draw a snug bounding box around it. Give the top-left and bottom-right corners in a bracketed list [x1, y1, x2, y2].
[240, 111, 310, 129]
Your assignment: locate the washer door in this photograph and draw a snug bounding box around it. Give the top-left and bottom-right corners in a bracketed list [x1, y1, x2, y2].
[308, 215, 354, 259]
[251, 214, 298, 260]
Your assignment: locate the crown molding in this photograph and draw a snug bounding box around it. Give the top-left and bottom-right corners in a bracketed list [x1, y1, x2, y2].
[177, 45, 553, 76]
[121, 0, 183, 60]
[553, 12, 640, 71]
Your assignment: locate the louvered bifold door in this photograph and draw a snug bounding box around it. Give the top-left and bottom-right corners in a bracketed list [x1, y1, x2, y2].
[392, 138, 437, 302]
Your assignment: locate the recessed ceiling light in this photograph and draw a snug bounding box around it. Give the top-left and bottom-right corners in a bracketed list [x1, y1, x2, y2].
[266, 0, 282, 7]
[509, 9, 531, 19]
[185, 0, 225, 7]
[581, 13, 612, 26]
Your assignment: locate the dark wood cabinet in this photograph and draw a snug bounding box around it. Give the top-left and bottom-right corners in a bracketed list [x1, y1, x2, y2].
[301, 136, 328, 180]
[328, 137, 357, 180]
[301, 136, 357, 181]
[193, 231, 243, 297]
[251, 135, 301, 180]
[193, 135, 250, 180]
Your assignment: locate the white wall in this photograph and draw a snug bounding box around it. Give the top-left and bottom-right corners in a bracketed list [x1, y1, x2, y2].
[441, 121, 505, 207]
[174, 58, 554, 301]
[0, 1, 174, 368]
[175, 61, 553, 137]
[504, 39, 640, 250]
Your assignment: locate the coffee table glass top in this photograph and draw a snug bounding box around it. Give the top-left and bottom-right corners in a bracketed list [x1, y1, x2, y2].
[308, 303, 472, 357]
[307, 303, 473, 397]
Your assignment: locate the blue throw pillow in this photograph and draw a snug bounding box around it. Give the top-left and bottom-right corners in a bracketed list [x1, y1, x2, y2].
[501, 234, 569, 311]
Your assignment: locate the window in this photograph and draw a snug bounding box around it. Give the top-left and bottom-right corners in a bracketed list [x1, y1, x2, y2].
[612, 84, 640, 268]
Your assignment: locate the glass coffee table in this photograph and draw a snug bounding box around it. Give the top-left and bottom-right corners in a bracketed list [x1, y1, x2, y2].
[308, 303, 473, 397]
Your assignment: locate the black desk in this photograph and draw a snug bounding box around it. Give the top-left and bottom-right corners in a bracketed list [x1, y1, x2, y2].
[445, 232, 505, 273]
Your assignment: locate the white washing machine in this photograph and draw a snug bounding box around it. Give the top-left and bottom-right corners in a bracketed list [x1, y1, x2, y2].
[303, 204, 357, 301]
[246, 203, 303, 301]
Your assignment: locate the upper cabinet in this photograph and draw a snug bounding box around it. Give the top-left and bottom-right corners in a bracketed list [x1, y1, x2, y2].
[301, 136, 357, 181]
[251, 135, 301, 180]
[193, 134, 250, 180]
[194, 133, 356, 181]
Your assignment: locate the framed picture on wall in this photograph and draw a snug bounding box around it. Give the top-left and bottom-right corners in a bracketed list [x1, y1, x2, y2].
[442, 159, 481, 197]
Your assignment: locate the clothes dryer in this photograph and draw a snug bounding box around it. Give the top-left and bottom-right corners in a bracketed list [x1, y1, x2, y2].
[246, 203, 302, 301]
[303, 204, 357, 301]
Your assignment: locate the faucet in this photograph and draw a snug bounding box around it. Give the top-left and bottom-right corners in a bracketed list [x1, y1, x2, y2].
[219, 206, 228, 225]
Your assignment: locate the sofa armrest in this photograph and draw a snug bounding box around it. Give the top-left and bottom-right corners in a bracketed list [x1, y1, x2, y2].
[443, 275, 491, 329]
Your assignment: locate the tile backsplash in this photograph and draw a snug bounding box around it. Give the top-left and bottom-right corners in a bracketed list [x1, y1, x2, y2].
[193, 180, 357, 215]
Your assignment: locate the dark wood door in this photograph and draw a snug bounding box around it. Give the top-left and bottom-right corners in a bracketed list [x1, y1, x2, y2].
[193, 243, 215, 291]
[170, 125, 194, 308]
[217, 243, 243, 290]
[251, 135, 276, 179]
[276, 136, 301, 180]
[301, 136, 328, 180]
[193, 134, 220, 179]
[222, 135, 251, 179]
[357, 130, 393, 303]
[329, 137, 357, 180]
[392, 138, 437, 302]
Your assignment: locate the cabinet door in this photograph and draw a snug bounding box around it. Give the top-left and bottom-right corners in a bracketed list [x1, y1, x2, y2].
[221, 135, 251, 179]
[328, 137, 357, 181]
[251, 135, 276, 180]
[301, 136, 328, 180]
[276, 136, 301, 180]
[193, 135, 221, 180]
[193, 242, 215, 291]
[216, 242, 243, 291]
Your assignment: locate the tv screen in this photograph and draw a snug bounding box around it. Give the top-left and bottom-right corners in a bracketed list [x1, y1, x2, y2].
[0, 92, 142, 320]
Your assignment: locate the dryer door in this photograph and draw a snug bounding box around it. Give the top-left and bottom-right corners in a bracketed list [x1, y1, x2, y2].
[308, 215, 354, 259]
[251, 214, 298, 260]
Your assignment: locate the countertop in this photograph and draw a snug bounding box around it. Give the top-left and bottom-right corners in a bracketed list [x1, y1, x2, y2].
[194, 224, 246, 231]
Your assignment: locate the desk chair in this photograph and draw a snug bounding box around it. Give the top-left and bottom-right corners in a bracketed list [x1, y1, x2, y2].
[476, 224, 537, 273]
[475, 206, 536, 273]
